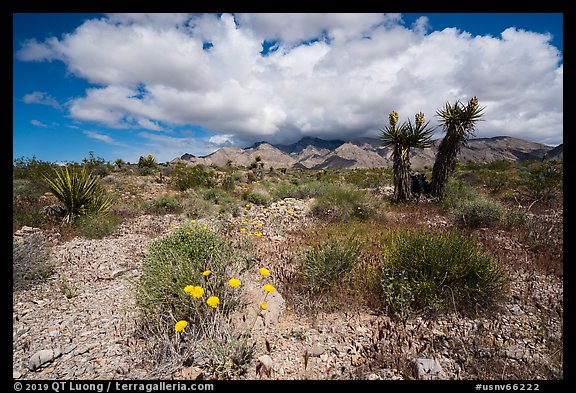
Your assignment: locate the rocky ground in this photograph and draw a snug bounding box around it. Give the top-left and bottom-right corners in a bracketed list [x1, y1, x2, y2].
[12, 197, 563, 381]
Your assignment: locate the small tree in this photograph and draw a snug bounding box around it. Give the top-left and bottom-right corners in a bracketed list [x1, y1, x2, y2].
[431, 97, 485, 199]
[380, 111, 434, 202]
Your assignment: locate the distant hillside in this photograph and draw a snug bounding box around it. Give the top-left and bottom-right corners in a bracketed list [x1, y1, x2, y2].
[173, 136, 561, 169]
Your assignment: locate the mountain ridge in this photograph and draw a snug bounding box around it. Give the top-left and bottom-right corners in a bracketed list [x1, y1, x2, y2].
[173, 136, 562, 169]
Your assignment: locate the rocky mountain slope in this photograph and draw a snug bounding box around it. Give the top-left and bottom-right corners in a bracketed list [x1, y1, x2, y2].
[174, 136, 561, 170]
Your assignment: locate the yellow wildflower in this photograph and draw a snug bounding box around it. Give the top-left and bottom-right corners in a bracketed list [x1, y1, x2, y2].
[241, 227, 246, 232]
[259, 267, 270, 277]
[202, 225, 208, 230]
[190, 286, 204, 298]
[263, 284, 275, 293]
[260, 302, 267, 311]
[175, 320, 188, 332]
[228, 278, 241, 288]
[242, 220, 249, 225]
[202, 270, 211, 277]
[184, 285, 194, 294]
[207, 296, 220, 308]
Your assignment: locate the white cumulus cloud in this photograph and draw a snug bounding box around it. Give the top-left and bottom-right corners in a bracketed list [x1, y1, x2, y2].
[16, 13, 563, 156]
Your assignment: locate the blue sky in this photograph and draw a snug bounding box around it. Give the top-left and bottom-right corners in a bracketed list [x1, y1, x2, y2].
[13, 13, 563, 164]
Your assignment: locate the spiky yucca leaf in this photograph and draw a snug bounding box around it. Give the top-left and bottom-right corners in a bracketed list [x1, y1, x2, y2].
[43, 166, 111, 223]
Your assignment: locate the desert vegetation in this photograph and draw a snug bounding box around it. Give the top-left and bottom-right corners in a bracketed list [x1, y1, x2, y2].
[12, 147, 563, 381]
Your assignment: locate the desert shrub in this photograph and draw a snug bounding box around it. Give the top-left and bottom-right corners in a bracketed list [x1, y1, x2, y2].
[452, 198, 504, 228]
[519, 161, 563, 205]
[136, 223, 239, 324]
[243, 190, 271, 206]
[222, 174, 235, 192]
[144, 196, 181, 215]
[13, 233, 54, 289]
[300, 240, 360, 293]
[440, 178, 478, 211]
[13, 156, 58, 182]
[379, 229, 507, 320]
[74, 212, 122, 239]
[170, 164, 214, 191]
[202, 188, 238, 215]
[270, 182, 299, 200]
[503, 208, 527, 229]
[43, 166, 112, 223]
[309, 184, 377, 221]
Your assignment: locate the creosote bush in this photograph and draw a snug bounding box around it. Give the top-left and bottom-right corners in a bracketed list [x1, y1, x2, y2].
[380, 229, 507, 320]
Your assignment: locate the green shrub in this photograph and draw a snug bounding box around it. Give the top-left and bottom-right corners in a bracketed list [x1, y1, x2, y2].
[379, 230, 507, 320]
[222, 174, 235, 192]
[300, 240, 360, 293]
[520, 161, 563, 205]
[43, 166, 112, 223]
[74, 212, 122, 239]
[136, 223, 239, 324]
[170, 164, 214, 191]
[244, 191, 271, 206]
[440, 178, 478, 211]
[504, 208, 527, 229]
[13, 233, 54, 289]
[144, 196, 181, 215]
[452, 198, 504, 228]
[309, 184, 376, 221]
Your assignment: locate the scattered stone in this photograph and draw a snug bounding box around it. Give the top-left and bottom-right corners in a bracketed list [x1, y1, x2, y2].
[179, 365, 204, 380]
[256, 355, 274, 378]
[28, 349, 57, 371]
[13, 370, 21, 379]
[413, 358, 447, 380]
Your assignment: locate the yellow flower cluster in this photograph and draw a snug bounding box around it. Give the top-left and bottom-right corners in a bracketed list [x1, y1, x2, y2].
[228, 278, 241, 288]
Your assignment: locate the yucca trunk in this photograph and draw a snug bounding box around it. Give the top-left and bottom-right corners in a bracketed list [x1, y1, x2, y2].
[430, 129, 461, 198]
[393, 145, 412, 202]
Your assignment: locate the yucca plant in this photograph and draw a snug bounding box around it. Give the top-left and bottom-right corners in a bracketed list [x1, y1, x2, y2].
[43, 166, 111, 223]
[380, 111, 434, 202]
[431, 96, 485, 199]
[138, 153, 157, 168]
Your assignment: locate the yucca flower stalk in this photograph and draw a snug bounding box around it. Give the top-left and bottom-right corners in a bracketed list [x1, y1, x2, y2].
[43, 166, 111, 223]
[431, 96, 485, 198]
[380, 111, 435, 202]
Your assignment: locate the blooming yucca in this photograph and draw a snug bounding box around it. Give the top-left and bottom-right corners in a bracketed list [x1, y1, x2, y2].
[207, 296, 220, 308]
[228, 278, 241, 288]
[175, 320, 188, 332]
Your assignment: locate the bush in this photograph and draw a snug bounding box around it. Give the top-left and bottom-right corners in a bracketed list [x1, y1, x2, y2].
[440, 178, 478, 211]
[300, 240, 360, 293]
[144, 196, 181, 215]
[74, 212, 122, 239]
[379, 230, 507, 320]
[136, 223, 239, 324]
[170, 164, 214, 191]
[309, 184, 377, 221]
[452, 198, 504, 228]
[244, 191, 271, 206]
[43, 166, 112, 223]
[13, 233, 54, 289]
